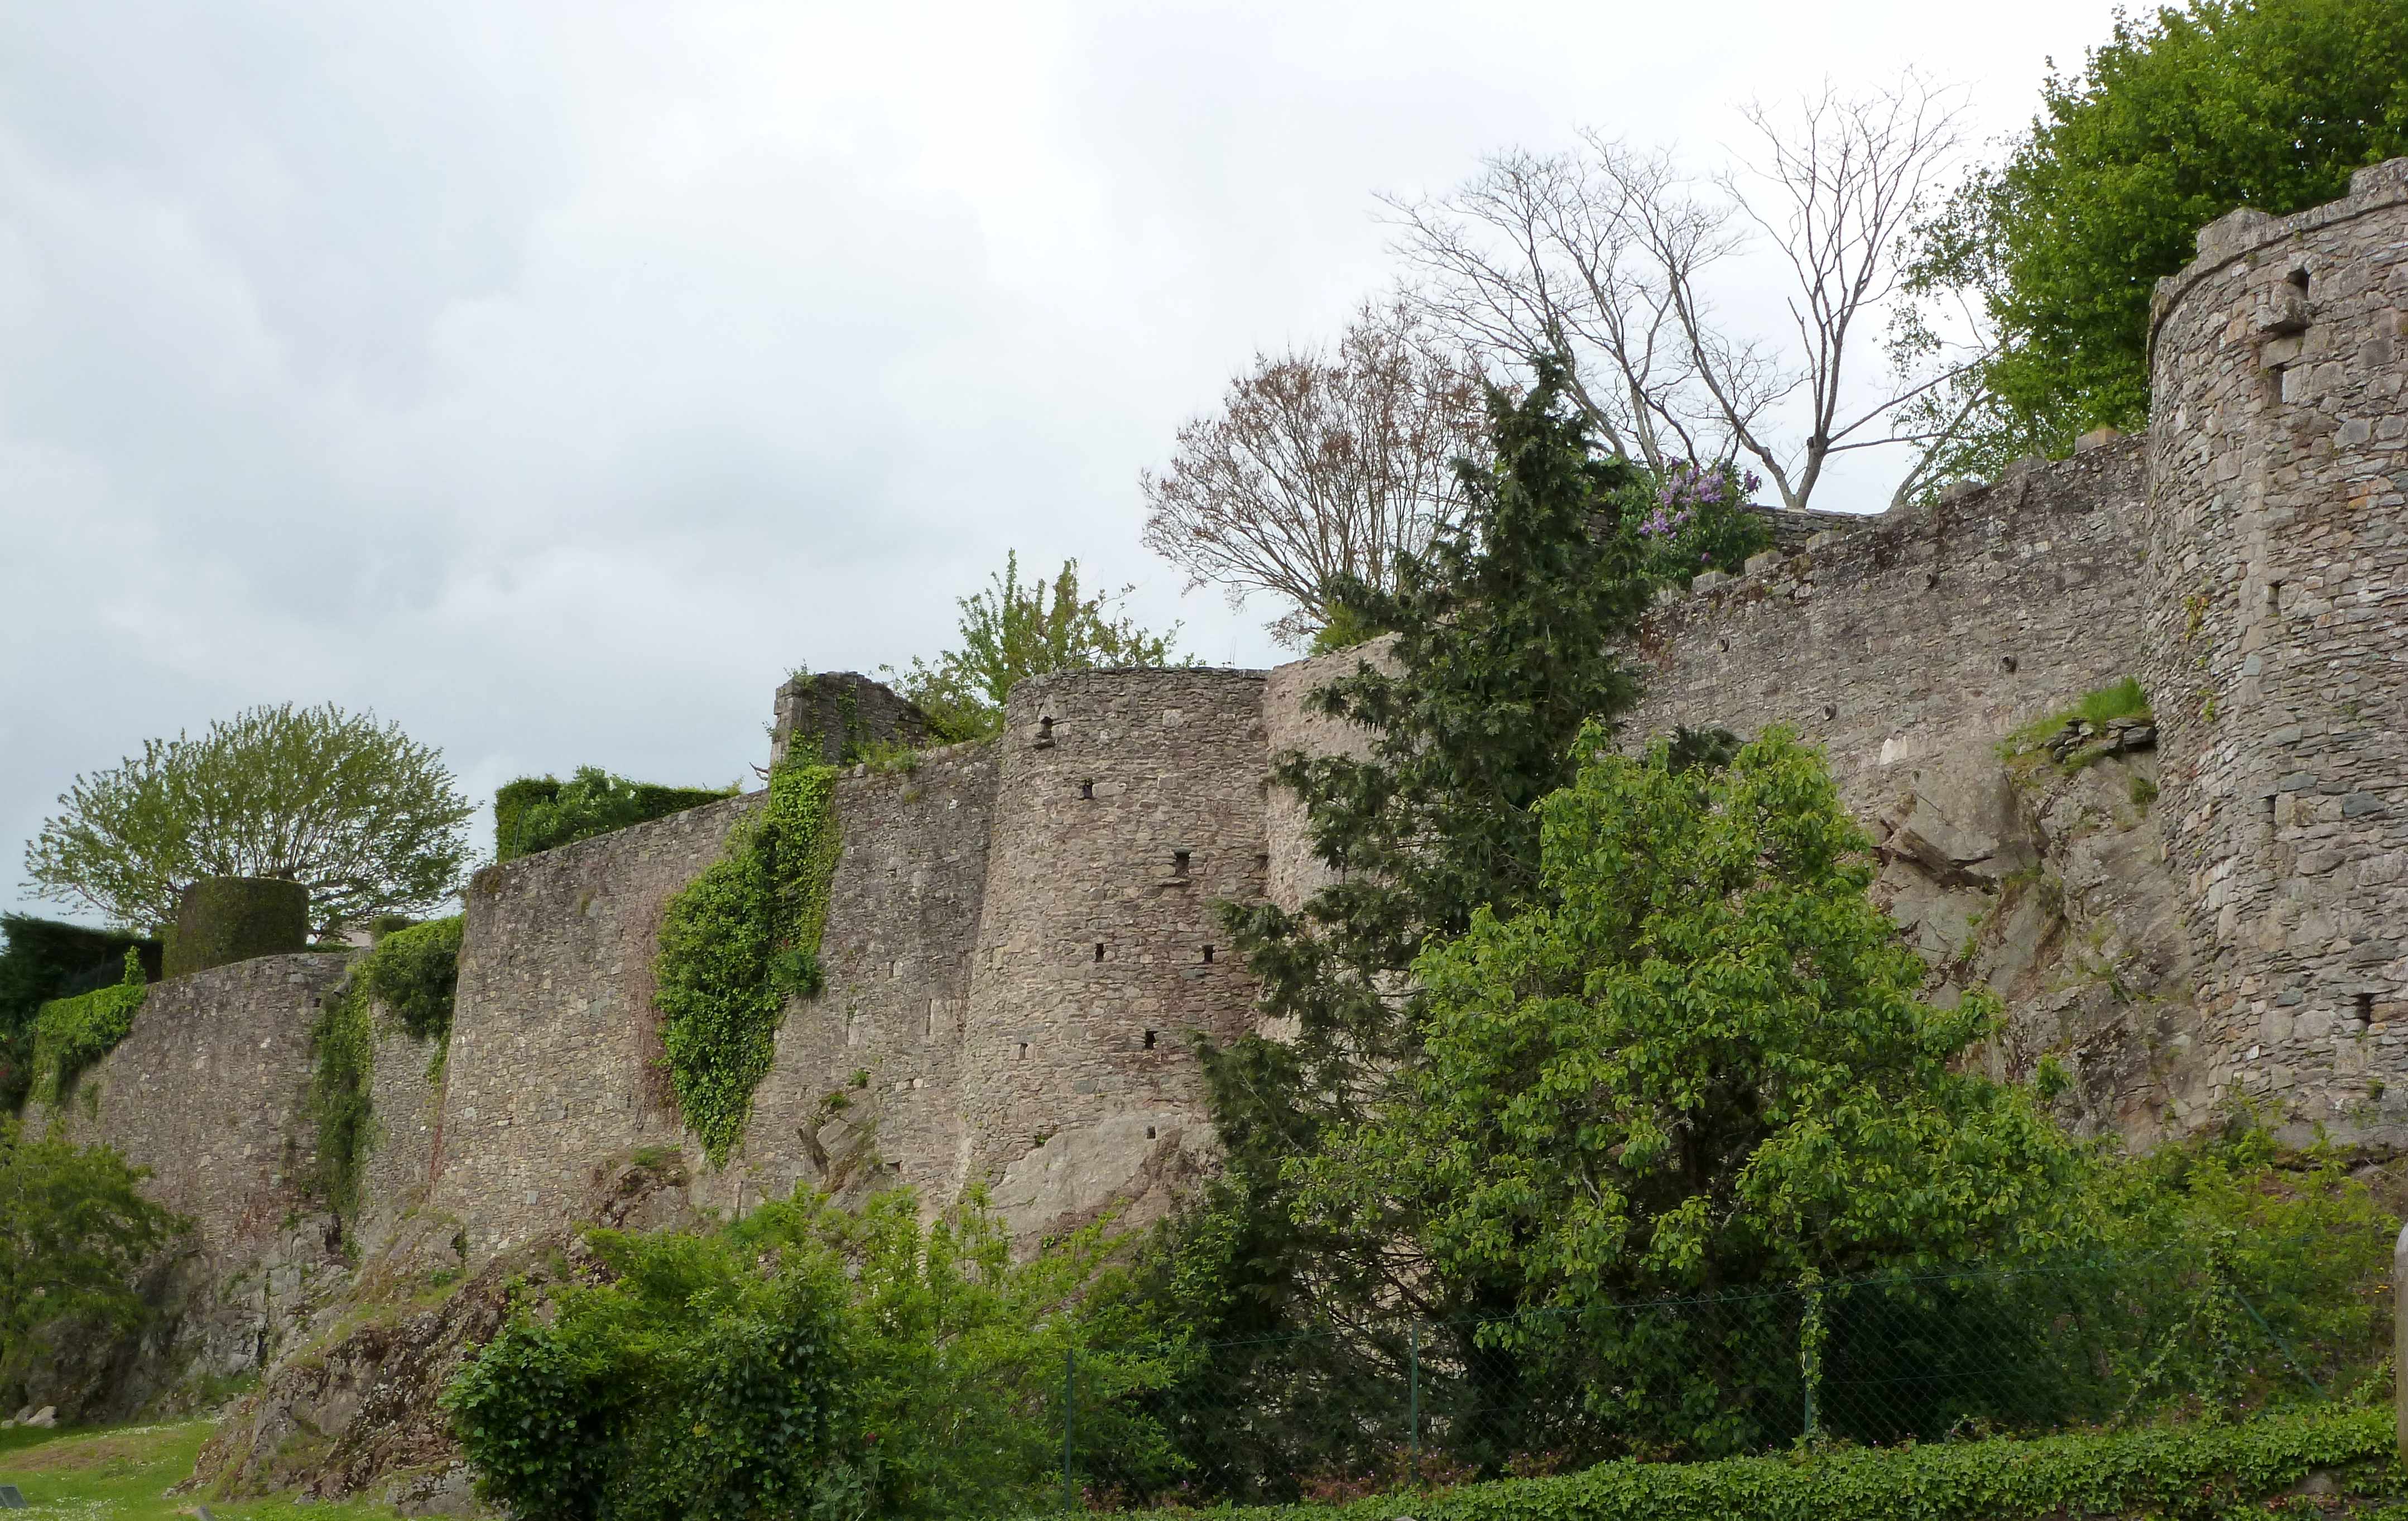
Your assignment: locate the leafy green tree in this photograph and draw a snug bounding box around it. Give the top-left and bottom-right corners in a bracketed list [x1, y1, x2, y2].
[885, 552, 1192, 741]
[25, 703, 475, 937]
[1301, 725, 2088, 1307]
[1123, 359, 1652, 1496]
[1916, 0, 2408, 461]
[0, 1119, 186, 1381]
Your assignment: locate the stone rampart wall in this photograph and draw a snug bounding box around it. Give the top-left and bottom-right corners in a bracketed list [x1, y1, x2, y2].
[1625, 437, 2152, 814]
[431, 795, 755, 1256]
[696, 743, 999, 1219]
[2144, 157, 2408, 1144]
[39, 953, 350, 1257]
[968, 668, 1272, 1242]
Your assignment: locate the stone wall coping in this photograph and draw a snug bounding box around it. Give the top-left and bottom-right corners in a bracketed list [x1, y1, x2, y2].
[1640, 435, 2147, 631]
[2149, 156, 2408, 348]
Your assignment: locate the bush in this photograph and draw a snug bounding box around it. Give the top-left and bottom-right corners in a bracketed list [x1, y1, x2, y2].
[445, 1189, 1175, 1521]
[0, 916, 158, 1112]
[0, 1116, 187, 1379]
[493, 769, 736, 863]
[27, 949, 147, 1105]
[1118, 1406, 2402, 1521]
[1613, 460, 1772, 589]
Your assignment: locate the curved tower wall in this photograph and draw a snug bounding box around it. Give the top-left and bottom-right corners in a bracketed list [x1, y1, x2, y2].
[2145, 158, 2408, 1143]
[961, 668, 1271, 1239]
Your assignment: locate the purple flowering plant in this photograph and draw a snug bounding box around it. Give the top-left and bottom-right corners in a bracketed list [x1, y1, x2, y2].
[1622, 460, 1770, 587]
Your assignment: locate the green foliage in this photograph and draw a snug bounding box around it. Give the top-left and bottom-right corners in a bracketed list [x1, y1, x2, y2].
[655, 762, 842, 1164]
[24, 701, 474, 937]
[1613, 461, 1772, 589]
[2092, 1123, 2397, 1404]
[1292, 727, 2089, 1455]
[885, 551, 1195, 742]
[494, 767, 737, 863]
[445, 1189, 1174, 1521]
[1147, 358, 1654, 1486]
[1305, 602, 1390, 656]
[1914, 0, 2408, 460]
[0, 1115, 187, 1381]
[162, 875, 310, 978]
[2003, 677, 2155, 760]
[28, 950, 148, 1105]
[310, 971, 376, 1221]
[309, 916, 463, 1217]
[354, 915, 464, 1044]
[0, 915, 157, 1113]
[1093, 1406, 2404, 1521]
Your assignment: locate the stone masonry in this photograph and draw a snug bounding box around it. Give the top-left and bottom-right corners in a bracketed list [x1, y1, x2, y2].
[50, 165, 2408, 1320]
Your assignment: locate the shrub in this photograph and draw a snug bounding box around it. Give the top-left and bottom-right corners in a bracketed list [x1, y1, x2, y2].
[0, 916, 157, 1112]
[28, 949, 147, 1105]
[1613, 460, 1772, 589]
[494, 768, 737, 863]
[0, 1116, 187, 1378]
[446, 1189, 1174, 1521]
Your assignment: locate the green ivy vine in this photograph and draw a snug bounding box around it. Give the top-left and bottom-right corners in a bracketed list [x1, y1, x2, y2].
[655, 761, 841, 1165]
[28, 948, 147, 1104]
[310, 915, 464, 1217]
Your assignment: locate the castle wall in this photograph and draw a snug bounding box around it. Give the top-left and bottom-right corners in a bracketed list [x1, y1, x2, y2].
[2145, 157, 2408, 1145]
[698, 743, 998, 1216]
[36, 953, 350, 1257]
[1261, 640, 1391, 917]
[965, 668, 1271, 1242]
[431, 796, 756, 1256]
[355, 1018, 443, 1257]
[1624, 437, 2151, 818]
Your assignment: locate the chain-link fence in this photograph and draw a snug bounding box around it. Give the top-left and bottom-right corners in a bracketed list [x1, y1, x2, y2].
[1045, 1247, 2378, 1513]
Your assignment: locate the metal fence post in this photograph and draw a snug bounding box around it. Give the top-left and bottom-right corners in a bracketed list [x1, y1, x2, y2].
[2394, 1225, 2408, 1462]
[1064, 1346, 1077, 1514]
[1407, 1320, 1421, 1467]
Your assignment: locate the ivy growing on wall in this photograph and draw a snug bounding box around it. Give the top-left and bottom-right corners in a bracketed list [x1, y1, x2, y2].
[654, 761, 842, 1165]
[309, 914, 464, 1217]
[27, 949, 147, 1105]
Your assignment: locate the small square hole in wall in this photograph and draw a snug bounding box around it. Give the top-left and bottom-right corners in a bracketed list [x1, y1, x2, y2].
[1146, 1126, 1157, 1140]
[2357, 992, 2376, 1025]
[1171, 850, 1190, 877]
[1142, 1029, 1157, 1050]
[1202, 944, 1215, 964]
[1094, 942, 1105, 962]
[1080, 778, 1094, 799]
[1017, 1041, 1029, 1061]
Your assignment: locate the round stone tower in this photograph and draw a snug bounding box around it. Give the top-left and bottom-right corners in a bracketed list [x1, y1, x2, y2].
[2143, 158, 2408, 1143]
[958, 666, 1272, 1240]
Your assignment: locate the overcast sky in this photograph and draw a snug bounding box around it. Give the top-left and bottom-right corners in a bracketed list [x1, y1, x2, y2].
[2, 0, 2125, 925]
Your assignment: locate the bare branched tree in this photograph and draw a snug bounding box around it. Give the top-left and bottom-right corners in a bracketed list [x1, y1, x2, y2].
[1388, 74, 1984, 512]
[1140, 299, 1486, 648]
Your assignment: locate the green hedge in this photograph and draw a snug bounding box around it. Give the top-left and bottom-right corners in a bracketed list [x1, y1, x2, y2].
[28, 949, 148, 1105]
[1121, 1407, 2401, 1521]
[164, 876, 309, 979]
[495, 767, 738, 863]
[1, 915, 160, 1111]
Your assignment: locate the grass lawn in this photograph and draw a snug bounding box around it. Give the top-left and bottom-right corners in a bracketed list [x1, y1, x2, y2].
[0, 1421, 401, 1519]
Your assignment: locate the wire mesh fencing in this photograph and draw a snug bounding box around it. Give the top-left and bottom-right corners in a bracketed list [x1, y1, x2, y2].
[1044, 1247, 2380, 1513]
